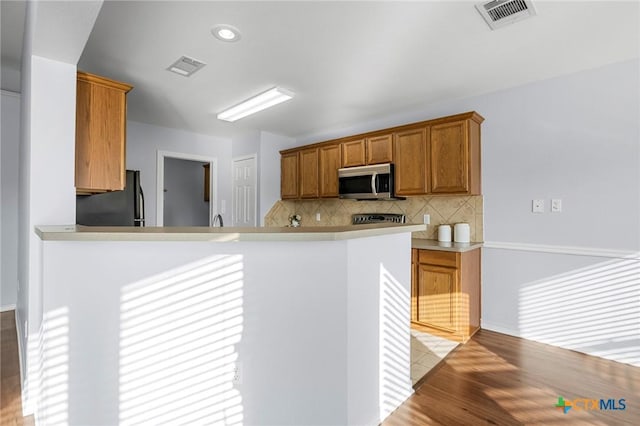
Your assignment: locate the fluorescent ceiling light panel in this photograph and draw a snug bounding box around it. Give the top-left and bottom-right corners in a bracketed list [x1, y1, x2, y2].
[217, 87, 294, 122]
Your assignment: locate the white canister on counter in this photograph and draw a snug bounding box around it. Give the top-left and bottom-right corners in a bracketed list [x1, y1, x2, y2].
[437, 224, 452, 242]
[454, 223, 471, 243]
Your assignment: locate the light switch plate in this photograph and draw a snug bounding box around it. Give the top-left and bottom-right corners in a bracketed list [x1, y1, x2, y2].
[532, 199, 544, 213]
[316, 212, 321, 221]
[551, 199, 562, 212]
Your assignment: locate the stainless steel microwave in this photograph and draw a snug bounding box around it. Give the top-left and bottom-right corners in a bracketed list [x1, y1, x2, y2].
[338, 163, 403, 200]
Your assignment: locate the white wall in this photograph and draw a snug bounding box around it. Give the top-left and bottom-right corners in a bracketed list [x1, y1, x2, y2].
[1, 91, 20, 309]
[127, 121, 232, 227]
[258, 131, 296, 225]
[295, 59, 640, 365]
[163, 157, 209, 226]
[37, 231, 412, 425]
[17, 2, 103, 414]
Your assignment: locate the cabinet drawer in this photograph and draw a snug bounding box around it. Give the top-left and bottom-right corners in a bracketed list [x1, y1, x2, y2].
[418, 250, 458, 268]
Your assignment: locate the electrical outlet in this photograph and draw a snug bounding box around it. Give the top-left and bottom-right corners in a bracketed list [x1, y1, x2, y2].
[423, 214, 430, 224]
[232, 362, 242, 385]
[316, 212, 321, 221]
[551, 199, 562, 213]
[532, 199, 544, 213]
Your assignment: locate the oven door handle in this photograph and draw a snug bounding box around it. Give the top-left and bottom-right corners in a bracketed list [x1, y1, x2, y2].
[371, 172, 378, 196]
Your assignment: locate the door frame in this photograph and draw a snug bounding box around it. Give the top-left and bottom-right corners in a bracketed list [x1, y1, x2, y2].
[232, 154, 258, 226]
[156, 150, 218, 226]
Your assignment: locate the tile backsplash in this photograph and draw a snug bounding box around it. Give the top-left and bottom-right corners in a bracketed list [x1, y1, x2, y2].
[264, 195, 483, 241]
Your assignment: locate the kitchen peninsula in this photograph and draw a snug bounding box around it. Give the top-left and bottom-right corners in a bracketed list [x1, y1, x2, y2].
[34, 223, 423, 425]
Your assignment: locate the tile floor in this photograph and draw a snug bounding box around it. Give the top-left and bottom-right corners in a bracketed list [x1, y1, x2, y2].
[410, 328, 459, 385]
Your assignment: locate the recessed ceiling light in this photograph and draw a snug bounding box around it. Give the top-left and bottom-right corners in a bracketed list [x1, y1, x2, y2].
[212, 25, 241, 42]
[217, 87, 294, 122]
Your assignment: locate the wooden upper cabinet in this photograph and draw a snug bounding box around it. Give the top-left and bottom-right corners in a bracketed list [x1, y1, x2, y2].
[75, 71, 132, 194]
[394, 127, 427, 195]
[299, 147, 319, 198]
[429, 116, 482, 195]
[366, 134, 393, 165]
[279, 111, 483, 200]
[341, 139, 366, 167]
[319, 144, 341, 198]
[281, 152, 299, 199]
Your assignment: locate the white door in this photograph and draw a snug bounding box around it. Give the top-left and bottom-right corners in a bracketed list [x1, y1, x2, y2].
[232, 156, 257, 226]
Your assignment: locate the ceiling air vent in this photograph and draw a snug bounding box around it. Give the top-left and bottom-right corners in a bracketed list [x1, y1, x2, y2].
[475, 0, 537, 30]
[167, 55, 206, 77]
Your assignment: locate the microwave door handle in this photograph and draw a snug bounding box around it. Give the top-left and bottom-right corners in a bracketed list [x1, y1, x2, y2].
[371, 172, 378, 196]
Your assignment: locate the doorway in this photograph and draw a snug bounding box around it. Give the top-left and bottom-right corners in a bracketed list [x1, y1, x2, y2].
[232, 155, 257, 226]
[156, 151, 218, 226]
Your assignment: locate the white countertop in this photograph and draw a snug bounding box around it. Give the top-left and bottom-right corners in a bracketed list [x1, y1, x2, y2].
[36, 223, 426, 242]
[411, 238, 483, 252]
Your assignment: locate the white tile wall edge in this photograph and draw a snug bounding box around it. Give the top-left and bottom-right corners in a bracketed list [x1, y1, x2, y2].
[0, 89, 20, 98]
[483, 241, 640, 260]
[0, 304, 17, 312]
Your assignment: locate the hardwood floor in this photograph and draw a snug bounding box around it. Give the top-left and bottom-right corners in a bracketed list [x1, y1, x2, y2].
[384, 329, 640, 426]
[2, 311, 638, 425]
[1, 311, 33, 426]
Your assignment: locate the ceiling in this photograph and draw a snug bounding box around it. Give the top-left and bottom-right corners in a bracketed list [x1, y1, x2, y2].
[3, 1, 639, 141]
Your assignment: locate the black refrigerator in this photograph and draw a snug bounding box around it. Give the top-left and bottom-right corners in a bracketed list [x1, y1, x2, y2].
[76, 170, 145, 226]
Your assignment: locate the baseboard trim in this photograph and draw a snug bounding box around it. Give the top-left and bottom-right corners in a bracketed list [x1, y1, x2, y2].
[483, 241, 639, 260]
[1, 304, 17, 312]
[481, 321, 521, 338]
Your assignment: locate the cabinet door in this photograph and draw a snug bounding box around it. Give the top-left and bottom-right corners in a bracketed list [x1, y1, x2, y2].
[319, 144, 341, 198]
[281, 152, 299, 199]
[75, 72, 131, 194]
[299, 148, 319, 198]
[341, 139, 366, 167]
[394, 128, 427, 195]
[417, 263, 457, 332]
[366, 134, 393, 165]
[430, 120, 469, 193]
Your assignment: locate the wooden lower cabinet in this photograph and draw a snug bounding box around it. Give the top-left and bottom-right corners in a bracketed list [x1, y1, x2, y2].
[411, 248, 481, 342]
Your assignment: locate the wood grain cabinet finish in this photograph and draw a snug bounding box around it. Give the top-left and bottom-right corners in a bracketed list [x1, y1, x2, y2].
[429, 116, 482, 195]
[366, 134, 393, 165]
[280, 111, 483, 199]
[393, 128, 427, 195]
[412, 248, 481, 342]
[299, 147, 319, 198]
[281, 152, 299, 199]
[75, 71, 132, 194]
[319, 144, 341, 198]
[341, 139, 366, 167]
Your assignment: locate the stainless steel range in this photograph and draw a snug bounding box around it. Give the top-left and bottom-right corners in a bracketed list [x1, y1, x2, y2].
[352, 213, 406, 225]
